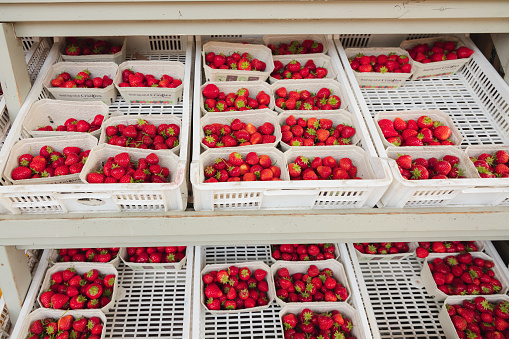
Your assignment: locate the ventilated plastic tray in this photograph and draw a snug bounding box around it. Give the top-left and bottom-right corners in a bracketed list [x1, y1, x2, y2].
[354, 242, 419, 262]
[60, 36, 127, 64]
[269, 53, 338, 83]
[119, 247, 187, 270]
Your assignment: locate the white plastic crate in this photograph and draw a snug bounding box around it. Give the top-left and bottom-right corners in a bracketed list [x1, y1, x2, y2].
[118, 246, 187, 270]
[0, 35, 192, 214]
[60, 36, 127, 64]
[420, 252, 509, 301]
[23, 99, 109, 138]
[344, 47, 414, 89]
[354, 242, 418, 262]
[270, 259, 352, 305]
[192, 244, 373, 339]
[25, 38, 53, 85]
[336, 34, 509, 207]
[0, 298, 10, 335]
[42, 61, 119, 104]
[269, 53, 338, 83]
[347, 241, 509, 339]
[192, 35, 392, 211]
[47, 248, 121, 267]
[262, 34, 329, 54]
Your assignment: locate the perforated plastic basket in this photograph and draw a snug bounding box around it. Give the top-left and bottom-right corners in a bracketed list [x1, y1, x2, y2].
[119, 247, 187, 270]
[200, 81, 274, 115]
[200, 110, 281, 150]
[354, 242, 418, 262]
[262, 34, 329, 54]
[344, 47, 414, 89]
[98, 114, 182, 154]
[200, 261, 275, 314]
[42, 62, 119, 104]
[202, 41, 275, 82]
[19, 308, 107, 339]
[38, 262, 119, 313]
[400, 36, 472, 80]
[23, 99, 109, 138]
[2, 134, 98, 185]
[272, 79, 351, 113]
[374, 109, 464, 148]
[271, 260, 351, 305]
[420, 252, 509, 301]
[277, 110, 361, 151]
[114, 60, 185, 104]
[269, 53, 337, 83]
[279, 302, 368, 339]
[61, 36, 127, 64]
[438, 295, 509, 339]
[47, 248, 121, 267]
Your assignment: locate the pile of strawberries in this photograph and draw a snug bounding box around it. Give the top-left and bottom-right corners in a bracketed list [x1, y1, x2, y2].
[125, 246, 186, 264]
[50, 70, 113, 89]
[56, 248, 119, 263]
[289, 155, 360, 181]
[282, 308, 355, 339]
[407, 40, 474, 64]
[202, 84, 271, 112]
[447, 297, 509, 339]
[396, 153, 467, 180]
[118, 69, 182, 88]
[349, 53, 412, 73]
[275, 265, 349, 303]
[36, 115, 105, 134]
[271, 59, 328, 80]
[470, 150, 509, 178]
[428, 253, 502, 296]
[203, 265, 270, 311]
[204, 151, 282, 182]
[105, 119, 180, 150]
[275, 87, 341, 111]
[205, 51, 267, 71]
[354, 242, 411, 255]
[202, 119, 276, 148]
[267, 39, 324, 55]
[12, 145, 90, 180]
[64, 37, 121, 56]
[40, 268, 115, 310]
[86, 152, 170, 184]
[27, 314, 103, 339]
[416, 241, 480, 258]
[272, 244, 337, 261]
[378, 115, 454, 146]
[281, 115, 355, 147]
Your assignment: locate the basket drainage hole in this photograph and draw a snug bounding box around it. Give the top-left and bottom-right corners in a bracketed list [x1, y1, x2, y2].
[77, 198, 106, 206]
[410, 274, 425, 289]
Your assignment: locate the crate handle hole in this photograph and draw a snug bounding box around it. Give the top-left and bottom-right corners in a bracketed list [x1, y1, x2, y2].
[77, 198, 106, 206]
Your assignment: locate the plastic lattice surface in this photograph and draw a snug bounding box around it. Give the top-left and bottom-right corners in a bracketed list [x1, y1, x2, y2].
[104, 262, 189, 338]
[357, 257, 445, 339]
[203, 245, 273, 265]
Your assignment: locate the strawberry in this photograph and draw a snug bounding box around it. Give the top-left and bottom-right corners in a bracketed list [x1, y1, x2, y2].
[205, 283, 223, 298]
[85, 283, 103, 300]
[29, 319, 44, 334]
[12, 166, 32, 180]
[50, 293, 70, 309]
[58, 315, 73, 331]
[254, 269, 267, 282]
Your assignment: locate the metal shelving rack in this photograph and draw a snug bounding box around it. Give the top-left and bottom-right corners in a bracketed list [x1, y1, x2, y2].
[0, 0, 508, 331]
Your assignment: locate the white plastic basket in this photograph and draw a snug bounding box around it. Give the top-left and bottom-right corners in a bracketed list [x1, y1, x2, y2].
[19, 308, 107, 339]
[269, 53, 338, 83]
[279, 302, 368, 339]
[42, 62, 119, 104]
[374, 109, 464, 148]
[202, 41, 275, 82]
[114, 60, 185, 104]
[270, 259, 351, 306]
[23, 99, 109, 138]
[119, 247, 187, 270]
[420, 252, 509, 301]
[47, 248, 121, 267]
[200, 261, 275, 314]
[380, 146, 482, 208]
[354, 242, 418, 262]
[438, 295, 509, 339]
[272, 79, 351, 113]
[61, 36, 127, 64]
[200, 81, 274, 115]
[200, 110, 281, 150]
[2, 134, 98, 185]
[38, 262, 119, 313]
[400, 36, 472, 80]
[344, 47, 414, 89]
[79, 144, 180, 184]
[278, 110, 361, 151]
[98, 114, 182, 154]
[262, 34, 329, 54]
[270, 243, 341, 263]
